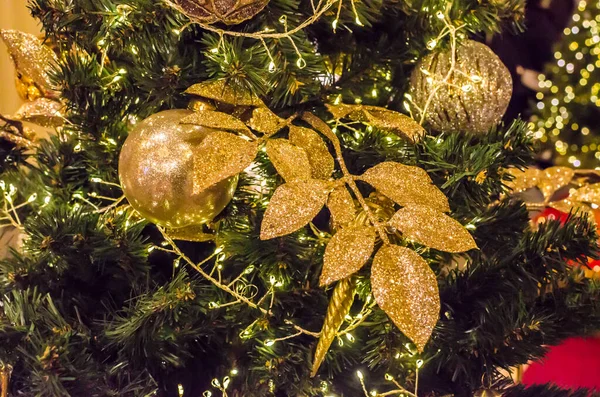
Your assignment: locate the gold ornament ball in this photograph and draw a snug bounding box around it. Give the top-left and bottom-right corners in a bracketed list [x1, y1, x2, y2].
[474, 388, 502, 397]
[119, 109, 237, 228]
[171, 0, 269, 25]
[409, 40, 512, 134]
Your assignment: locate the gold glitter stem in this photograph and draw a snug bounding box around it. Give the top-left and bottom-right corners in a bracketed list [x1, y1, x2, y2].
[311, 277, 355, 377]
[159, 228, 269, 315]
[302, 112, 390, 245]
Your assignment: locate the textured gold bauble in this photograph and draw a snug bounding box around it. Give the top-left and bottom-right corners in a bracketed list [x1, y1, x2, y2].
[473, 388, 502, 397]
[171, 0, 269, 25]
[409, 40, 512, 134]
[119, 109, 237, 228]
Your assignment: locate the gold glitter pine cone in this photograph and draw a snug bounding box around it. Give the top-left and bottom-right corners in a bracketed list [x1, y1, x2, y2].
[409, 40, 512, 134]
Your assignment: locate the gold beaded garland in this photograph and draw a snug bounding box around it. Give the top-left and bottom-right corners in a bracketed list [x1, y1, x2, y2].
[409, 40, 512, 134]
[119, 109, 237, 228]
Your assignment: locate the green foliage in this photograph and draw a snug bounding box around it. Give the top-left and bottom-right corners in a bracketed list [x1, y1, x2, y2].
[3, 0, 599, 396]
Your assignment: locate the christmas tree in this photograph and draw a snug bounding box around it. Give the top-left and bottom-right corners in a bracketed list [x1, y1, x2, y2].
[1, 0, 600, 396]
[531, 0, 600, 168]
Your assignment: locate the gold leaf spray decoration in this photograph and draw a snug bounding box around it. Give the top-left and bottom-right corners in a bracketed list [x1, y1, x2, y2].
[182, 81, 478, 377]
[261, 109, 476, 375]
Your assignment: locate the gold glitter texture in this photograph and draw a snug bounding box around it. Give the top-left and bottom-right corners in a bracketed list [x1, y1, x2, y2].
[260, 179, 331, 239]
[248, 108, 285, 134]
[409, 40, 512, 134]
[1, 30, 58, 98]
[311, 277, 355, 377]
[181, 109, 253, 137]
[14, 98, 64, 128]
[119, 110, 237, 228]
[360, 162, 450, 212]
[171, 0, 269, 25]
[193, 131, 258, 194]
[327, 185, 356, 227]
[506, 168, 541, 194]
[388, 205, 477, 253]
[185, 80, 264, 106]
[570, 183, 600, 206]
[371, 245, 440, 352]
[265, 139, 312, 181]
[538, 166, 575, 200]
[326, 104, 425, 142]
[320, 224, 375, 286]
[288, 125, 335, 180]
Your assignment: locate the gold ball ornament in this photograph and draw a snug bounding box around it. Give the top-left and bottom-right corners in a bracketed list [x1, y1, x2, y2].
[170, 0, 269, 25]
[119, 109, 238, 228]
[409, 40, 512, 134]
[474, 389, 502, 397]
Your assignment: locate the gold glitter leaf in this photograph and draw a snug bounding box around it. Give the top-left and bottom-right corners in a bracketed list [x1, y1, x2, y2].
[320, 225, 375, 286]
[289, 125, 334, 180]
[193, 131, 258, 194]
[570, 183, 600, 206]
[14, 98, 64, 128]
[362, 107, 425, 142]
[181, 110, 253, 136]
[260, 179, 331, 239]
[0, 30, 58, 97]
[248, 107, 286, 134]
[170, 0, 269, 25]
[185, 80, 264, 106]
[360, 162, 450, 212]
[388, 205, 477, 253]
[327, 185, 356, 227]
[505, 167, 541, 194]
[326, 103, 355, 120]
[371, 245, 440, 352]
[326, 104, 425, 142]
[538, 166, 575, 200]
[311, 278, 355, 377]
[265, 139, 312, 181]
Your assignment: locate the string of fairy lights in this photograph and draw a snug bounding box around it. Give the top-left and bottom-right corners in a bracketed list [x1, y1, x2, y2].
[531, 0, 600, 168]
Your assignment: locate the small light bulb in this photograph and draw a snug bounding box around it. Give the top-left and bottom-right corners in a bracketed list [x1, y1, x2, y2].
[268, 61, 276, 73]
[264, 339, 275, 347]
[426, 39, 437, 50]
[356, 370, 364, 380]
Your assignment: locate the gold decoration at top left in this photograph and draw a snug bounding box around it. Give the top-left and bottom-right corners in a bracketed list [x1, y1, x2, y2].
[170, 0, 270, 25]
[1, 30, 63, 148]
[0, 30, 59, 101]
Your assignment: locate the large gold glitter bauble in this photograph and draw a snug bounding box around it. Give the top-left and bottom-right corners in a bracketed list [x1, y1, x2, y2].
[409, 40, 512, 134]
[119, 110, 237, 228]
[171, 0, 269, 25]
